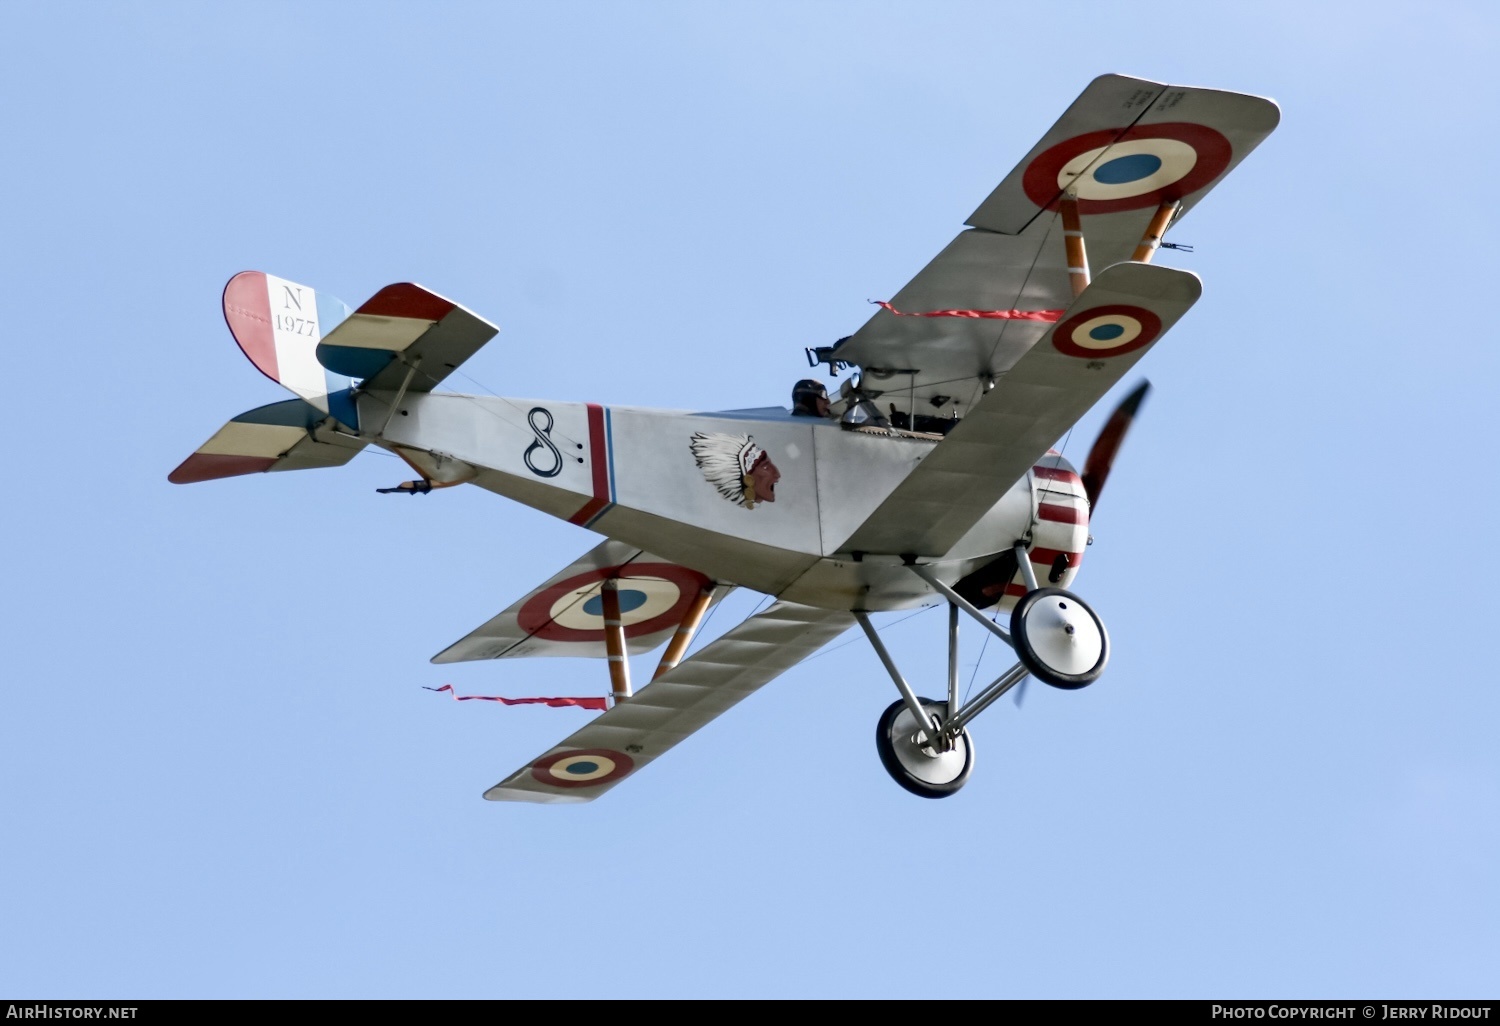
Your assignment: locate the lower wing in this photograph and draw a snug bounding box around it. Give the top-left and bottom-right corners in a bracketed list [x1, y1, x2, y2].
[483, 601, 854, 803]
[431, 539, 729, 663]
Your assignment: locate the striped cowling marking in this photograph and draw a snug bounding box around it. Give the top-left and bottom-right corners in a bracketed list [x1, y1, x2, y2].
[1038, 503, 1085, 524]
[1028, 547, 1081, 568]
[998, 548, 1085, 600]
[1032, 464, 1084, 488]
[971, 455, 1091, 607]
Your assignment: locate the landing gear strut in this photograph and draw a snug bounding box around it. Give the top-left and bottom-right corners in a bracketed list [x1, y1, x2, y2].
[855, 545, 1109, 797]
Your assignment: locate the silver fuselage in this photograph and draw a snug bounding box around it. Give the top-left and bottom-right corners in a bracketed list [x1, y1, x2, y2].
[370, 392, 1088, 611]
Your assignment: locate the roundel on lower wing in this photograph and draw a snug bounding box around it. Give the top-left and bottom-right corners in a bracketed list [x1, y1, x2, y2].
[532, 748, 636, 788]
[515, 563, 713, 642]
[1051, 304, 1162, 359]
[1022, 123, 1233, 214]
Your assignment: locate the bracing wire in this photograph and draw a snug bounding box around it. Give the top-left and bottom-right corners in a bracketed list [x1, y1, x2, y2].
[802, 605, 935, 665]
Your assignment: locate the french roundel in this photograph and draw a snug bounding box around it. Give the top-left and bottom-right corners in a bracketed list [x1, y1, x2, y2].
[515, 563, 713, 643]
[1022, 123, 1232, 215]
[532, 748, 636, 788]
[1051, 304, 1162, 359]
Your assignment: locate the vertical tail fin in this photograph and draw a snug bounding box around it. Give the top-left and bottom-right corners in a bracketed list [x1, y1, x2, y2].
[222, 271, 359, 427]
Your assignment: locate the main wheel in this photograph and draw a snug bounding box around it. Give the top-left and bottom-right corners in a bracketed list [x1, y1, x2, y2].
[1009, 587, 1109, 689]
[875, 698, 973, 799]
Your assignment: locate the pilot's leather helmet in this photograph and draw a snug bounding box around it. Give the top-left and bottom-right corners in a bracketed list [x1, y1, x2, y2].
[792, 378, 828, 415]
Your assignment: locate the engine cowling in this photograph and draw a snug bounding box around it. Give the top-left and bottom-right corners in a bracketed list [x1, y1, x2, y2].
[953, 451, 1090, 611]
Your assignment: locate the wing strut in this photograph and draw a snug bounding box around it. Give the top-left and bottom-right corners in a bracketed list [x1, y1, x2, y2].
[602, 580, 633, 703]
[604, 579, 719, 701]
[1061, 190, 1091, 297]
[1131, 201, 1181, 263]
[651, 585, 716, 681]
[1062, 193, 1183, 299]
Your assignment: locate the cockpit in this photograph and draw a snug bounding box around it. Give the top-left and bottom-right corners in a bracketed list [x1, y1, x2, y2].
[803, 339, 965, 440]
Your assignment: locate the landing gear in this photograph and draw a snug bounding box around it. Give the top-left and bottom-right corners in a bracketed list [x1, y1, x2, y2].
[1009, 587, 1109, 689]
[853, 549, 1110, 797]
[875, 698, 973, 799]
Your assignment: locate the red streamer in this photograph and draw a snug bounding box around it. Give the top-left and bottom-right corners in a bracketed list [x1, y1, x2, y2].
[874, 300, 1064, 322]
[424, 684, 608, 711]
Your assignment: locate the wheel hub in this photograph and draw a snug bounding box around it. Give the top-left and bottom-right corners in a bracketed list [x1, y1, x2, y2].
[1025, 596, 1104, 675]
[1009, 587, 1110, 689]
[877, 699, 974, 798]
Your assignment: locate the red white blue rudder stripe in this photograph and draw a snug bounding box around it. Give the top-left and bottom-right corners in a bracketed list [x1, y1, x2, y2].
[222, 271, 358, 428]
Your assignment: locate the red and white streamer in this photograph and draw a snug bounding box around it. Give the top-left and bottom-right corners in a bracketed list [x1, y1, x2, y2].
[874, 301, 1064, 322]
[424, 684, 607, 711]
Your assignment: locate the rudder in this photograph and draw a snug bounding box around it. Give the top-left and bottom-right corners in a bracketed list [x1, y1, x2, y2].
[222, 271, 359, 427]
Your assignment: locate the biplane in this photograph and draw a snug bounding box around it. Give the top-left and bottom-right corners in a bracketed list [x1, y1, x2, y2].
[171, 74, 1278, 801]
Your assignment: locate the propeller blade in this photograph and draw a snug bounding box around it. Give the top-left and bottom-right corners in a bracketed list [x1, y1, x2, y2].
[1012, 676, 1028, 709]
[1080, 380, 1151, 511]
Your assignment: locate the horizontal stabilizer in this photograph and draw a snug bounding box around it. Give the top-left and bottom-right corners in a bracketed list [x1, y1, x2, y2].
[168, 399, 367, 484]
[316, 283, 498, 394]
[433, 539, 726, 663]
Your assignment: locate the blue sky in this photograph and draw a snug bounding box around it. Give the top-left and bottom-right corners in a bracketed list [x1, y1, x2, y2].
[3, 0, 1498, 999]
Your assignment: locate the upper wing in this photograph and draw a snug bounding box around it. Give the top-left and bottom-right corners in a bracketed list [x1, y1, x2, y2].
[432, 539, 727, 663]
[843, 261, 1200, 556]
[168, 398, 367, 484]
[483, 601, 853, 803]
[826, 75, 1277, 419]
[964, 73, 1280, 234]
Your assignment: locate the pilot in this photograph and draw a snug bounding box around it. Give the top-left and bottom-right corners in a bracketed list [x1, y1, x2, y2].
[791, 378, 830, 418]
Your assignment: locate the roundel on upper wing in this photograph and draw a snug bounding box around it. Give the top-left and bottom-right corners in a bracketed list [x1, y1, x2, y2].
[515, 563, 713, 642]
[532, 748, 636, 788]
[1022, 123, 1233, 214]
[1051, 304, 1162, 359]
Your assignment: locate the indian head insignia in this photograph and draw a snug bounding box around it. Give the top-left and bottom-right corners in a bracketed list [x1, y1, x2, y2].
[689, 432, 781, 509]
